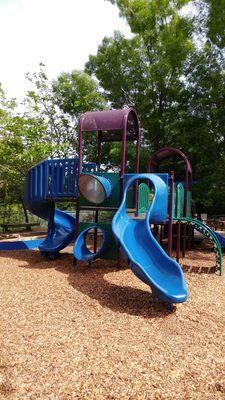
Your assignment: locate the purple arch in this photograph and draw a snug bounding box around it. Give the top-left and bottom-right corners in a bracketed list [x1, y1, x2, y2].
[78, 108, 141, 179]
[148, 147, 193, 190]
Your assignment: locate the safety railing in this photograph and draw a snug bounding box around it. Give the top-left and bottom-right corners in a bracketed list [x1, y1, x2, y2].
[26, 158, 96, 201]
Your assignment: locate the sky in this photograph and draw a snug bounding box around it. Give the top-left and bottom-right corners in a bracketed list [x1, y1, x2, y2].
[0, 0, 131, 101]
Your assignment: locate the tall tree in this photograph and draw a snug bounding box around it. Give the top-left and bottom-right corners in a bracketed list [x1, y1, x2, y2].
[86, 0, 225, 212]
[25, 65, 107, 161]
[0, 66, 108, 215]
[52, 70, 106, 117]
[0, 85, 52, 221]
[86, 1, 194, 153]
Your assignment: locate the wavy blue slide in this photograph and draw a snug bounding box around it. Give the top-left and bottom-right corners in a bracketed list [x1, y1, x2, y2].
[112, 174, 188, 304]
[24, 198, 75, 258]
[39, 209, 75, 256]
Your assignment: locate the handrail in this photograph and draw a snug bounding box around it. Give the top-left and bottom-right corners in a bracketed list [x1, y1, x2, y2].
[26, 158, 96, 201]
[175, 217, 222, 275]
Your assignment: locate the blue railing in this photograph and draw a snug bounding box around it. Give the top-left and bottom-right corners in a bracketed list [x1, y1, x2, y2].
[26, 158, 96, 201]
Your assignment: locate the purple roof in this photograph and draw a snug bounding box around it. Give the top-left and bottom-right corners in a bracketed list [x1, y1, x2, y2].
[79, 108, 138, 132]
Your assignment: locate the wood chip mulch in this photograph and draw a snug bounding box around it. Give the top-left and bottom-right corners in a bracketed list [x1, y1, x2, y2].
[0, 248, 225, 399]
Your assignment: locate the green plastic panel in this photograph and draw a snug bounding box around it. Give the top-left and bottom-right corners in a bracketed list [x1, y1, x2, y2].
[172, 183, 177, 218]
[186, 191, 192, 217]
[138, 183, 150, 215]
[176, 183, 184, 218]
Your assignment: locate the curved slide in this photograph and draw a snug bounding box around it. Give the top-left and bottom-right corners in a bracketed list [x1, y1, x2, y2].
[24, 196, 75, 259]
[175, 217, 222, 275]
[112, 174, 188, 304]
[1, 158, 96, 255]
[214, 231, 225, 249]
[24, 161, 76, 258]
[39, 209, 75, 257]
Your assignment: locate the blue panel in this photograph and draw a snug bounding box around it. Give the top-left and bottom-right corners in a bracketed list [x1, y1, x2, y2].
[25, 158, 97, 201]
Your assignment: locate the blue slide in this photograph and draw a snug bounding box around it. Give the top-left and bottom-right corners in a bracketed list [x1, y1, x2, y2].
[24, 197, 75, 258]
[0, 158, 96, 255]
[0, 239, 44, 251]
[39, 209, 75, 257]
[214, 231, 225, 248]
[112, 174, 188, 304]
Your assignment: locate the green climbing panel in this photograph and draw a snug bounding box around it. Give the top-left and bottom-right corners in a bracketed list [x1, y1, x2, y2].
[172, 183, 177, 219]
[138, 183, 150, 215]
[175, 217, 222, 275]
[176, 183, 185, 218]
[186, 191, 192, 217]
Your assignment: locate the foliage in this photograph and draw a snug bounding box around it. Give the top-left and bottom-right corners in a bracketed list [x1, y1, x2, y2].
[52, 70, 107, 163]
[1, 1, 225, 215]
[0, 65, 107, 215]
[52, 70, 106, 116]
[204, 0, 225, 48]
[87, 0, 225, 213]
[24, 65, 74, 158]
[0, 86, 52, 209]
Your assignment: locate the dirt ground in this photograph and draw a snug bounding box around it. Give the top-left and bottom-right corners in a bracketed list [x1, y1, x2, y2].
[0, 247, 225, 400]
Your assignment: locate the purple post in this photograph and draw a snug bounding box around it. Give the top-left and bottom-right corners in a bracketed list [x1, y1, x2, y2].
[160, 224, 163, 246]
[148, 147, 193, 217]
[120, 125, 127, 199]
[176, 222, 181, 263]
[182, 223, 186, 258]
[168, 171, 174, 257]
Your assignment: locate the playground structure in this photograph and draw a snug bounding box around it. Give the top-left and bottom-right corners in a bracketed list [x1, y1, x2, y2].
[148, 147, 223, 275]
[0, 107, 223, 305]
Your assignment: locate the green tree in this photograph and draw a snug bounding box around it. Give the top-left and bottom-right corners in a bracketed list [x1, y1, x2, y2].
[86, 0, 225, 212]
[205, 0, 225, 48]
[0, 66, 108, 217]
[52, 70, 108, 164]
[52, 70, 106, 116]
[24, 64, 74, 158]
[176, 44, 225, 213]
[25, 65, 107, 162]
[0, 85, 52, 221]
[86, 24, 193, 154]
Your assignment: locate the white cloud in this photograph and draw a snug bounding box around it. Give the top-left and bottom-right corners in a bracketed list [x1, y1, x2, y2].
[0, 0, 131, 101]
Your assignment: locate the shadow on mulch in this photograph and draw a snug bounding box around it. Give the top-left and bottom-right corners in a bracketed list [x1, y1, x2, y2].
[182, 264, 217, 274]
[0, 250, 175, 318]
[178, 250, 219, 274]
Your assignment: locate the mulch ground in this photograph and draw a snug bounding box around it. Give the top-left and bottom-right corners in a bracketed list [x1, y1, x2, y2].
[0, 247, 225, 399]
